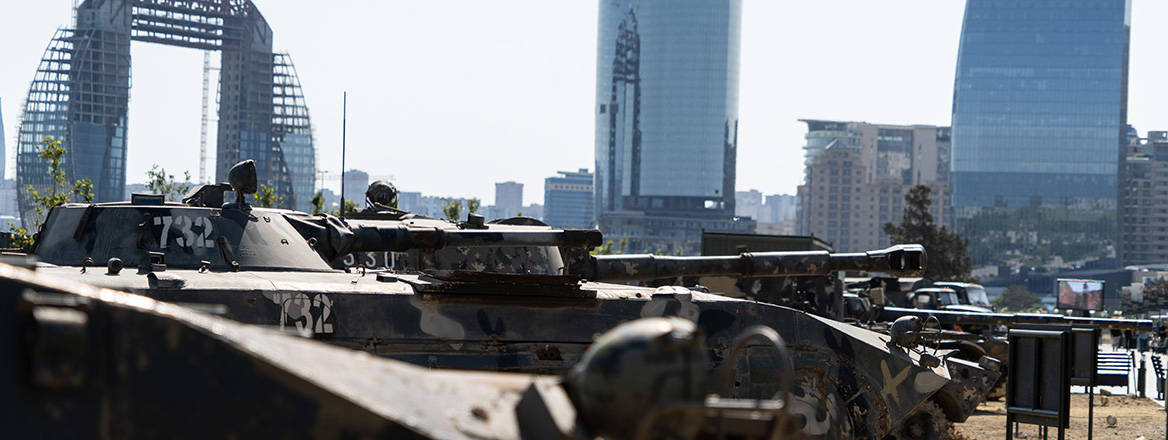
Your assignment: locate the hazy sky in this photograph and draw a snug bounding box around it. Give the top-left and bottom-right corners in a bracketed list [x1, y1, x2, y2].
[3, 1, 1168, 206]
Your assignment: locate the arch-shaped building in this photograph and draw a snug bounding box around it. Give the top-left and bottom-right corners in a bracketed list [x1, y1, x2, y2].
[16, 0, 315, 226]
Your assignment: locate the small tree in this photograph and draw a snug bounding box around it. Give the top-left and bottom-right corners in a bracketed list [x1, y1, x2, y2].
[10, 137, 95, 250]
[466, 198, 480, 215]
[327, 199, 358, 216]
[310, 190, 325, 215]
[145, 165, 192, 201]
[442, 199, 463, 221]
[592, 240, 615, 255]
[883, 185, 973, 281]
[992, 284, 1041, 312]
[253, 184, 283, 208]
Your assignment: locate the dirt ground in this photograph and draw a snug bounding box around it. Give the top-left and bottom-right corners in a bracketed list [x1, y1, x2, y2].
[952, 394, 1166, 439]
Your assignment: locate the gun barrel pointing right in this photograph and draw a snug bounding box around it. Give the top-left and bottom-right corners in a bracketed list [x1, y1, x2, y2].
[571, 244, 927, 282]
[879, 306, 1154, 331]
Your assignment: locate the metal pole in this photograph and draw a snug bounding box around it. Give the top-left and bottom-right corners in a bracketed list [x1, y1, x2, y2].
[1139, 352, 1148, 398]
[1087, 387, 1093, 440]
[340, 91, 347, 219]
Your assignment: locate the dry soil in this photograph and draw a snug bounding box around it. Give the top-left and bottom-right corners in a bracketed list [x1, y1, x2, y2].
[951, 394, 1166, 439]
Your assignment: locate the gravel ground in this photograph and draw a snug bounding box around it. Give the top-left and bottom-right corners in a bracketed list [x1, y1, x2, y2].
[951, 394, 1166, 440]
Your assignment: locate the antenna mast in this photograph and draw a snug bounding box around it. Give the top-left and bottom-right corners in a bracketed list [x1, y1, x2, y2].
[340, 92, 347, 218]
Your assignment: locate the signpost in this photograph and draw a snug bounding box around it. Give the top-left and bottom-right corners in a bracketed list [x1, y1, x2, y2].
[1006, 326, 1072, 440]
[1070, 326, 1099, 440]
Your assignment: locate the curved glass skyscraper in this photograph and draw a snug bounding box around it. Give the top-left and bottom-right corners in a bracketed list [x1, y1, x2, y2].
[594, 0, 747, 252]
[951, 0, 1130, 264]
[15, 0, 316, 227]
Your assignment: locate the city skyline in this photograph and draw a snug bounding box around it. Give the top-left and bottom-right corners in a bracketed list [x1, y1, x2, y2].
[7, 1, 1168, 206]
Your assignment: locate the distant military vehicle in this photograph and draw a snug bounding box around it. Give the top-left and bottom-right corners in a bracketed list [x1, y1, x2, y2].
[27, 160, 1000, 439]
[932, 281, 992, 313]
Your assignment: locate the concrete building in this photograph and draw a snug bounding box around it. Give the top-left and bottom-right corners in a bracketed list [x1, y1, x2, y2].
[494, 181, 523, 219]
[735, 190, 763, 220]
[796, 120, 951, 251]
[544, 169, 594, 229]
[951, 0, 1130, 266]
[764, 194, 796, 223]
[1119, 130, 1168, 266]
[342, 170, 369, 206]
[594, 0, 749, 253]
[520, 204, 543, 220]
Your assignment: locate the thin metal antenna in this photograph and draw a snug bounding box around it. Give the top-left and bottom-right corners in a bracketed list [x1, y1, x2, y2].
[340, 91, 347, 219]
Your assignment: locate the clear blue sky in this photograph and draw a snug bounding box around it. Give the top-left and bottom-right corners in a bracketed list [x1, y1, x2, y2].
[3, 1, 1168, 205]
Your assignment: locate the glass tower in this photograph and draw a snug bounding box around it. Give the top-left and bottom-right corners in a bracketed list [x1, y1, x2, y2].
[594, 0, 742, 221]
[951, 0, 1130, 265]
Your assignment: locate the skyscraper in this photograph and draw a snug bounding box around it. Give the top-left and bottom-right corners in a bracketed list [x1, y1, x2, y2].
[595, 0, 748, 252]
[951, 0, 1130, 265]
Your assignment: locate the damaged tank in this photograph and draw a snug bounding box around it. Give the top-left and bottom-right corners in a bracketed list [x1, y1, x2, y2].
[27, 160, 1000, 439]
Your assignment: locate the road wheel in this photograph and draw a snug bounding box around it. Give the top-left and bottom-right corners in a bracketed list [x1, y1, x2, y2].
[895, 401, 951, 440]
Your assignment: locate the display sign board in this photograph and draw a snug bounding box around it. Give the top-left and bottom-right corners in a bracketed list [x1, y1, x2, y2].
[1056, 278, 1104, 311]
[1006, 325, 1071, 438]
[1070, 326, 1099, 387]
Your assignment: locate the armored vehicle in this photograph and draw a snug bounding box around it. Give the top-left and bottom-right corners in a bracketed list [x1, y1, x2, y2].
[0, 256, 803, 439]
[26, 160, 999, 439]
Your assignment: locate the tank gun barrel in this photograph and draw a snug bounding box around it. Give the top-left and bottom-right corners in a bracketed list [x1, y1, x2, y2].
[879, 306, 1153, 331]
[346, 224, 603, 252]
[572, 244, 926, 282]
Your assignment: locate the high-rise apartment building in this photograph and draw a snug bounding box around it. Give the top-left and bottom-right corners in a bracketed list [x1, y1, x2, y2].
[494, 181, 524, 219]
[951, 0, 1130, 265]
[594, 0, 750, 253]
[1119, 131, 1168, 266]
[544, 169, 594, 229]
[796, 120, 951, 251]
